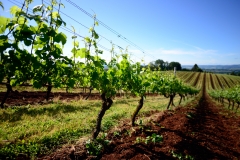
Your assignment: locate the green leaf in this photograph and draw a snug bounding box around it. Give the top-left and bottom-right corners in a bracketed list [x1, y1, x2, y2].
[68, 78, 75, 88]
[54, 32, 67, 45]
[33, 5, 43, 13]
[18, 17, 26, 25]
[10, 79, 18, 86]
[55, 19, 63, 27]
[47, 6, 52, 11]
[51, 11, 59, 19]
[60, 3, 65, 8]
[33, 81, 42, 88]
[76, 48, 87, 58]
[10, 6, 21, 15]
[71, 48, 77, 55]
[93, 31, 99, 39]
[85, 37, 91, 43]
[89, 27, 93, 32]
[73, 41, 79, 48]
[72, 35, 77, 39]
[24, 39, 32, 46]
[91, 71, 99, 81]
[0, 2, 4, 10]
[0, 16, 10, 33]
[29, 25, 37, 33]
[95, 21, 99, 26]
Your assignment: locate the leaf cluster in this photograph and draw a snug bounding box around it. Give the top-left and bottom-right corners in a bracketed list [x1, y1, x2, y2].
[0, 1, 73, 89]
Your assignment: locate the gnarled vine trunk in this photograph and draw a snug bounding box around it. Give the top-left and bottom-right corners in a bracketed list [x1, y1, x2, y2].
[0, 80, 13, 108]
[131, 96, 144, 126]
[232, 101, 235, 110]
[92, 93, 113, 139]
[167, 94, 175, 110]
[227, 99, 231, 109]
[179, 94, 184, 105]
[46, 85, 52, 101]
[85, 86, 93, 100]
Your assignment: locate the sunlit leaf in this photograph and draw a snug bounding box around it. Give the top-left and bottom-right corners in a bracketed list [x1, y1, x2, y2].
[73, 41, 79, 48]
[76, 48, 87, 58]
[18, 17, 26, 25]
[71, 48, 77, 55]
[10, 6, 21, 15]
[95, 21, 99, 26]
[51, 11, 59, 19]
[85, 37, 91, 43]
[0, 16, 10, 33]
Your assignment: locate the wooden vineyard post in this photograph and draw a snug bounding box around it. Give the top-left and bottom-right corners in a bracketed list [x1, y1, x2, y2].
[174, 67, 176, 77]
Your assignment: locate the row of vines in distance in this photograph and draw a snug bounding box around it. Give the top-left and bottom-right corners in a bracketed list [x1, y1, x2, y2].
[177, 72, 240, 112]
[178, 72, 240, 91]
[209, 85, 240, 112]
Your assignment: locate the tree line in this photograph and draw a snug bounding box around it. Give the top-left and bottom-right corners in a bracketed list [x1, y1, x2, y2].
[146, 59, 203, 72]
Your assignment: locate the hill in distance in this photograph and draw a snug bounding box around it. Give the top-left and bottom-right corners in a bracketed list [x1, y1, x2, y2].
[182, 64, 240, 74]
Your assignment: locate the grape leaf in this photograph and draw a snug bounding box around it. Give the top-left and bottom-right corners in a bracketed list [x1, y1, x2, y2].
[10, 6, 21, 15]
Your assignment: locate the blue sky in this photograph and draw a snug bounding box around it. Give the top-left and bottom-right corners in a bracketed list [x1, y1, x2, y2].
[1, 0, 240, 65]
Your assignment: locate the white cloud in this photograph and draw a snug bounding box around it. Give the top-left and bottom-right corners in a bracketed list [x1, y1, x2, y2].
[128, 47, 218, 65]
[152, 48, 217, 56]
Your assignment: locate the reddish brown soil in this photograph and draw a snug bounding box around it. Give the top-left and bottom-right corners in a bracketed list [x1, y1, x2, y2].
[0, 91, 101, 107]
[38, 75, 240, 160]
[0, 92, 159, 107]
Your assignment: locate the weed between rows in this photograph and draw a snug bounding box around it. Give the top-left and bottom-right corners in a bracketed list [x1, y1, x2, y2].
[135, 133, 163, 145]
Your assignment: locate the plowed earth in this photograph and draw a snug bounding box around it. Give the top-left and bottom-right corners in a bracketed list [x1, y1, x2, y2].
[0, 92, 102, 107]
[1, 92, 158, 107]
[38, 75, 240, 160]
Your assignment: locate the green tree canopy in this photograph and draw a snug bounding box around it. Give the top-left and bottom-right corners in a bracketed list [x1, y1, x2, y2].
[147, 59, 182, 71]
[155, 59, 165, 69]
[191, 64, 203, 72]
[169, 61, 182, 70]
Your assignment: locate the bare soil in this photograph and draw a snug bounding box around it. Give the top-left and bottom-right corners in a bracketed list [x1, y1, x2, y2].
[37, 75, 240, 160]
[0, 91, 159, 107]
[0, 91, 101, 107]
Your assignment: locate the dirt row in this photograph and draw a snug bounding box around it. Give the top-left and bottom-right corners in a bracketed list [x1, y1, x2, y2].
[37, 73, 240, 160]
[0, 91, 159, 107]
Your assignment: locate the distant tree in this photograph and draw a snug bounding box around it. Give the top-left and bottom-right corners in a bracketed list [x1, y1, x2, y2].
[148, 61, 156, 70]
[155, 59, 164, 70]
[164, 61, 169, 70]
[169, 62, 182, 70]
[192, 64, 198, 71]
[191, 64, 203, 72]
[230, 71, 235, 75]
[181, 68, 190, 71]
[148, 59, 182, 71]
[230, 71, 240, 76]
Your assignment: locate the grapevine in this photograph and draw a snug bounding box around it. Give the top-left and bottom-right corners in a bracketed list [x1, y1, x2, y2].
[209, 85, 240, 112]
